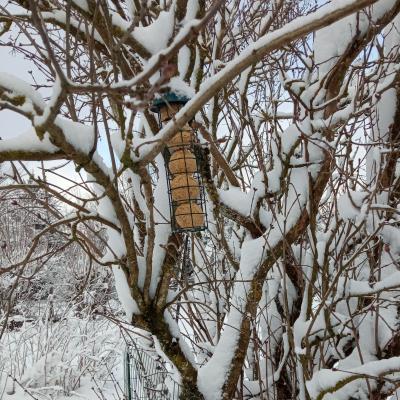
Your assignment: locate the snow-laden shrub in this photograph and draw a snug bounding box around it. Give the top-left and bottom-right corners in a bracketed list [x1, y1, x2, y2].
[0, 316, 124, 399]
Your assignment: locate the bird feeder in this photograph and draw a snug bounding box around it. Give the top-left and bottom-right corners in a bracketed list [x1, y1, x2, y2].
[150, 93, 207, 233]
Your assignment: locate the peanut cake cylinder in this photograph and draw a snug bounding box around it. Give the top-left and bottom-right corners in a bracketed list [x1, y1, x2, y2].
[160, 103, 181, 122]
[171, 174, 200, 202]
[167, 127, 194, 150]
[175, 202, 204, 229]
[168, 149, 197, 175]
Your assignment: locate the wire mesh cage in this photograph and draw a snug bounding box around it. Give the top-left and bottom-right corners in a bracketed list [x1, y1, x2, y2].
[124, 342, 181, 400]
[151, 93, 208, 233]
[164, 145, 208, 233]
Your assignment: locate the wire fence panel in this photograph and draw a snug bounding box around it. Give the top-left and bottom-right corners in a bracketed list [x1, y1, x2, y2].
[124, 342, 181, 400]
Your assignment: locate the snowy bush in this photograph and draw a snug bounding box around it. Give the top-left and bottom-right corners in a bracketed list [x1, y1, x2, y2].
[0, 316, 125, 399]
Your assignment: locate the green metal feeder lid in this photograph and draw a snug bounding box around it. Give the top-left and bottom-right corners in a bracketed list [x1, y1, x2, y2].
[150, 92, 191, 113]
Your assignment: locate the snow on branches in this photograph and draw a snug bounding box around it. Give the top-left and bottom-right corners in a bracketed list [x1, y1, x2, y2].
[1, 0, 400, 399]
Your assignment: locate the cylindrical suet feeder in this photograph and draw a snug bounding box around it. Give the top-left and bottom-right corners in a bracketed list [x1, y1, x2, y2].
[150, 93, 207, 233]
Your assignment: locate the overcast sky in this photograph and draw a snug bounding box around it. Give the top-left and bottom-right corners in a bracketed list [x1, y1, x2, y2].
[0, 43, 92, 193]
[0, 45, 33, 137]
